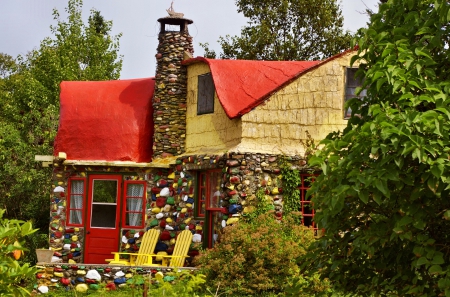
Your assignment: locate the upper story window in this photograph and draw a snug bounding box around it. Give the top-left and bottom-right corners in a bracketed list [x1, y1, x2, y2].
[344, 67, 367, 119]
[197, 73, 215, 115]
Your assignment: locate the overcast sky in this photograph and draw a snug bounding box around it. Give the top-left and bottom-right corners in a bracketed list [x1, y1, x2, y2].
[1, 0, 379, 79]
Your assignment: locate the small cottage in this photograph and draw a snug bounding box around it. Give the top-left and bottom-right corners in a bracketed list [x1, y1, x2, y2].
[44, 9, 364, 268]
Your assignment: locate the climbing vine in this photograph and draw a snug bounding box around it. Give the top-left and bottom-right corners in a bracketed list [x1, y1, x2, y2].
[245, 187, 274, 222]
[279, 157, 301, 214]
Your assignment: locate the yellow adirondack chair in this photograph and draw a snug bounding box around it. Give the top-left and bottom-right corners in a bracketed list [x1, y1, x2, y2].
[106, 229, 160, 266]
[162, 229, 193, 267]
[140, 229, 193, 267]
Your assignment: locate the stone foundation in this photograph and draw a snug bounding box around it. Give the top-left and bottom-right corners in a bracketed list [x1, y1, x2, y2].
[35, 263, 196, 293]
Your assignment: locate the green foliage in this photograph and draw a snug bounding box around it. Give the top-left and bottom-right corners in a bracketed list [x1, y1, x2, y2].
[147, 270, 207, 297]
[0, 53, 16, 79]
[204, 0, 352, 60]
[245, 188, 273, 221]
[0, 209, 39, 297]
[0, 0, 122, 232]
[195, 213, 317, 296]
[308, 0, 450, 295]
[279, 157, 301, 214]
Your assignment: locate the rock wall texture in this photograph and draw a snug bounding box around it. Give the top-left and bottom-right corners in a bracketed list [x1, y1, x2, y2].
[35, 264, 195, 293]
[153, 28, 193, 158]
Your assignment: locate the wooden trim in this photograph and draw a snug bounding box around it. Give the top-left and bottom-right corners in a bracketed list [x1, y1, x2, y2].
[35, 155, 54, 161]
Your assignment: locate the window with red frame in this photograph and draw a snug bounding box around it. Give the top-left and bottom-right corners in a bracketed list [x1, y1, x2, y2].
[67, 177, 86, 226]
[299, 174, 318, 231]
[197, 170, 225, 248]
[197, 172, 207, 217]
[122, 180, 146, 229]
[197, 170, 223, 217]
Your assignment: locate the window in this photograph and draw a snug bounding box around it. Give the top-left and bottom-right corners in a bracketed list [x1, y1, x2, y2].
[197, 170, 225, 248]
[197, 73, 215, 115]
[122, 181, 146, 229]
[197, 173, 207, 217]
[197, 170, 223, 217]
[91, 179, 119, 228]
[67, 177, 86, 226]
[298, 174, 318, 231]
[344, 67, 366, 119]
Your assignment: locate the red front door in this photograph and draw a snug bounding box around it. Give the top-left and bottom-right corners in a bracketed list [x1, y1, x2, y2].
[84, 175, 122, 264]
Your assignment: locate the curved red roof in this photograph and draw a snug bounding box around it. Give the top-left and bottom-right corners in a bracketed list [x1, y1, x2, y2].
[183, 57, 320, 118]
[54, 78, 155, 162]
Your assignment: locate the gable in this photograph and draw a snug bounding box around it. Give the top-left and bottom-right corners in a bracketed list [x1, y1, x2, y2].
[54, 78, 155, 163]
[183, 57, 320, 118]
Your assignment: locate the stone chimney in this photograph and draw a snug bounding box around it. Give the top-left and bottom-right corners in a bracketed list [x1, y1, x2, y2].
[152, 8, 193, 159]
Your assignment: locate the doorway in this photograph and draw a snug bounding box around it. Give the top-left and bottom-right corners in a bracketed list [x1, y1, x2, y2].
[84, 175, 122, 264]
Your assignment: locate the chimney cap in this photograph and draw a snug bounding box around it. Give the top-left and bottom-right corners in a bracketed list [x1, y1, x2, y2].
[157, 16, 193, 26]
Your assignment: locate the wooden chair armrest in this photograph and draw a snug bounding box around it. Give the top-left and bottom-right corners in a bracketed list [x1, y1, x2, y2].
[109, 252, 140, 265]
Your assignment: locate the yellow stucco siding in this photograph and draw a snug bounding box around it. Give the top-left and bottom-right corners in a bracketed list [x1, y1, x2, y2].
[185, 63, 242, 154]
[237, 52, 355, 156]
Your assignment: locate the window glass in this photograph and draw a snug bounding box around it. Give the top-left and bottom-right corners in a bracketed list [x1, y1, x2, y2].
[208, 171, 223, 208]
[91, 180, 117, 228]
[124, 183, 145, 227]
[197, 73, 215, 115]
[198, 173, 207, 217]
[92, 180, 117, 203]
[344, 67, 366, 119]
[68, 179, 84, 225]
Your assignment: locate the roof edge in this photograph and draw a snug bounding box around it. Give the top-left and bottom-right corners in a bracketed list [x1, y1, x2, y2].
[182, 47, 358, 119]
[236, 47, 358, 118]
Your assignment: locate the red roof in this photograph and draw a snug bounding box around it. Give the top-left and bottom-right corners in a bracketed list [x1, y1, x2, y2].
[54, 78, 155, 162]
[183, 57, 320, 118]
[183, 48, 358, 119]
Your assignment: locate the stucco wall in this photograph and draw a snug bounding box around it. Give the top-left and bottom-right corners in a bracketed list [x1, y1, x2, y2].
[185, 63, 242, 154]
[235, 52, 354, 156]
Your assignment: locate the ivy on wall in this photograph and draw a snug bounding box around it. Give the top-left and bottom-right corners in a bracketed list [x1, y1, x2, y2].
[280, 157, 301, 215]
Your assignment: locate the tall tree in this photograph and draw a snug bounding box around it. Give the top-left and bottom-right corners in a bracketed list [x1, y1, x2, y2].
[204, 0, 352, 60]
[307, 0, 450, 295]
[0, 0, 122, 230]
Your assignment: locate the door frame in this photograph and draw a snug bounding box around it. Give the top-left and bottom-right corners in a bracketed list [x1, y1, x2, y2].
[84, 174, 122, 264]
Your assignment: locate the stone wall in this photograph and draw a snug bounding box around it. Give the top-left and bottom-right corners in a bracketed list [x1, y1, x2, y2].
[153, 29, 193, 158]
[35, 263, 196, 293]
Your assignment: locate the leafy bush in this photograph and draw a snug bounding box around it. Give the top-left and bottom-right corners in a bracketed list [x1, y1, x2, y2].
[146, 270, 207, 297]
[195, 213, 318, 296]
[0, 209, 39, 296]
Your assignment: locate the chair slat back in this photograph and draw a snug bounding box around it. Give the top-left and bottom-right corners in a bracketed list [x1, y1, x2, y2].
[135, 229, 160, 266]
[169, 230, 193, 267]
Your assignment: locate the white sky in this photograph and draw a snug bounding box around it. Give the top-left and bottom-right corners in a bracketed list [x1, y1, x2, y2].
[1, 0, 379, 79]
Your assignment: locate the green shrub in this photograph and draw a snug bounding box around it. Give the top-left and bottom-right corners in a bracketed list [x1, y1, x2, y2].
[0, 208, 39, 296]
[146, 270, 207, 296]
[195, 213, 317, 296]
